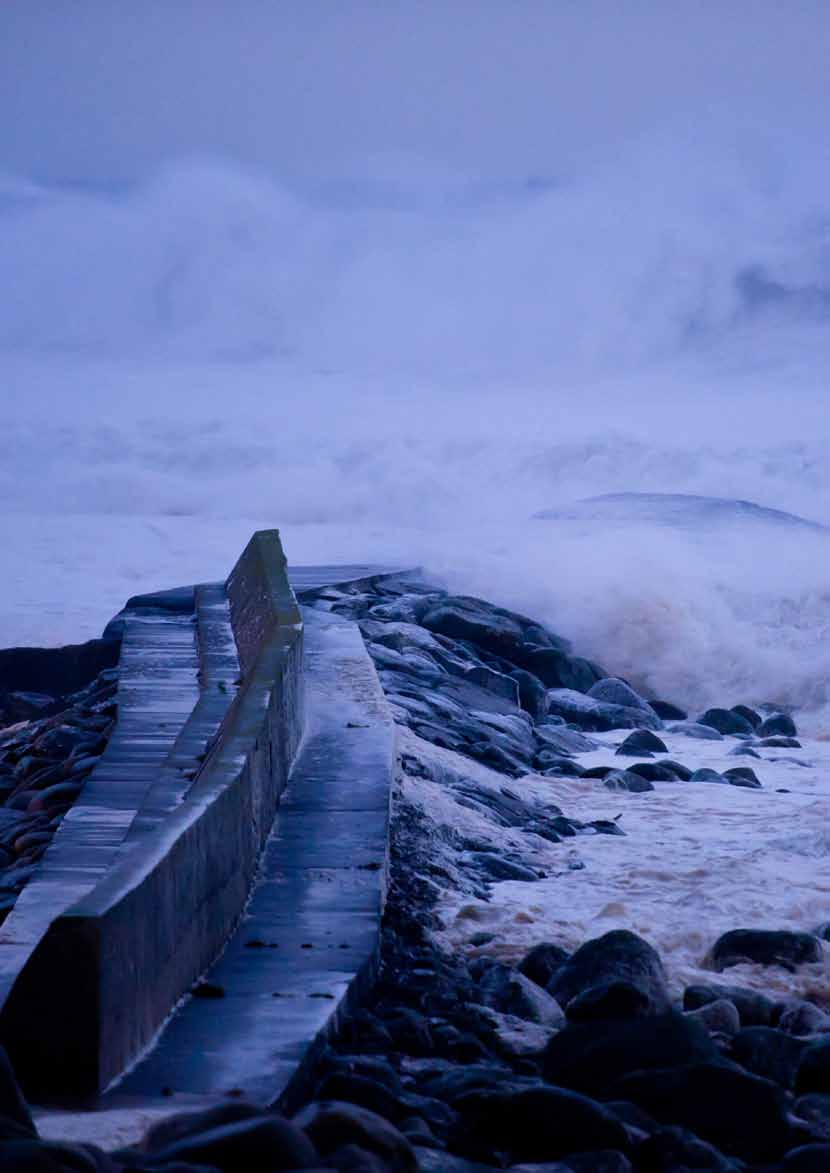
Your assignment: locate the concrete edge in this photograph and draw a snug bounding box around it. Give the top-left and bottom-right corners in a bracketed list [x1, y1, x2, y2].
[1, 532, 304, 1099]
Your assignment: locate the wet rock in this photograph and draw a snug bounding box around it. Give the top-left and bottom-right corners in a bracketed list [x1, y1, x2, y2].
[722, 766, 761, 788]
[731, 704, 762, 729]
[697, 708, 756, 736]
[521, 649, 600, 693]
[469, 852, 540, 882]
[414, 1148, 498, 1171]
[656, 759, 692, 780]
[689, 768, 727, 785]
[777, 1000, 830, 1036]
[543, 1012, 718, 1097]
[475, 1007, 554, 1060]
[625, 762, 681, 782]
[683, 983, 777, 1027]
[511, 670, 549, 719]
[603, 770, 654, 793]
[294, 1101, 417, 1171]
[796, 1039, 830, 1095]
[684, 998, 741, 1038]
[419, 597, 564, 665]
[635, 1125, 739, 1172]
[451, 1085, 629, 1164]
[315, 1073, 409, 1125]
[730, 1026, 807, 1088]
[783, 1144, 830, 1171]
[610, 1062, 792, 1162]
[758, 713, 798, 738]
[649, 700, 687, 721]
[538, 756, 585, 778]
[416, 1062, 515, 1104]
[669, 722, 724, 740]
[615, 730, 667, 756]
[473, 961, 565, 1026]
[518, 943, 570, 990]
[325, 1057, 402, 1095]
[707, 929, 823, 973]
[0, 1045, 36, 1139]
[587, 678, 655, 713]
[549, 931, 670, 1021]
[138, 1103, 266, 1152]
[546, 690, 662, 733]
[144, 1114, 319, 1172]
[535, 725, 599, 755]
[793, 1093, 830, 1140]
[728, 744, 761, 759]
[761, 736, 802, 748]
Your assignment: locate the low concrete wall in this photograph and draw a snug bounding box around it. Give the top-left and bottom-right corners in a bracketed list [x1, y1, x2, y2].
[0, 531, 304, 1100]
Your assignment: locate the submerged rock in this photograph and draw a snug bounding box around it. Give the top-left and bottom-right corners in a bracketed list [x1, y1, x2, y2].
[707, 929, 823, 973]
[697, 708, 756, 736]
[758, 713, 798, 738]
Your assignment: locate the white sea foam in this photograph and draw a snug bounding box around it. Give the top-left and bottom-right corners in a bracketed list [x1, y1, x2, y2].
[405, 726, 830, 1004]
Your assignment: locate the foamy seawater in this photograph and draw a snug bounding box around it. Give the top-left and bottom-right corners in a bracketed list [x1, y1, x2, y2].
[421, 728, 830, 1004]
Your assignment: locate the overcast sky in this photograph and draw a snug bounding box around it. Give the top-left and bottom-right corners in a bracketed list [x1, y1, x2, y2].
[2, 2, 828, 189]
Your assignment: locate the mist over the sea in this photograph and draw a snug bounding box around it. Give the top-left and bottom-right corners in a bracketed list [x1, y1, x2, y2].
[1, 2, 829, 722]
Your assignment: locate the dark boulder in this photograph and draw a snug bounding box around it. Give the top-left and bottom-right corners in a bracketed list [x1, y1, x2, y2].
[649, 700, 688, 721]
[697, 708, 756, 736]
[656, 759, 692, 780]
[723, 767, 761, 788]
[603, 771, 655, 794]
[543, 1012, 717, 1097]
[473, 961, 564, 1026]
[587, 679, 654, 713]
[635, 1124, 740, 1171]
[420, 597, 569, 666]
[139, 1102, 266, 1152]
[0, 1045, 35, 1139]
[450, 1084, 629, 1164]
[626, 762, 682, 783]
[683, 983, 777, 1027]
[549, 931, 670, 1021]
[518, 943, 570, 989]
[783, 1144, 830, 1171]
[689, 768, 727, 785]
[730, 1026, 807, 1088]
[511, 670, 549, 718]
[669, 721, 724, 740]
[293, 1101, 417, 1170]
[731, 704, 762, 729]
[615, 731, 668, 756]
[707, 929, 823, 973]
[522, 648, 601, 692]
[315, 1073, 409, 1125]
[758, 713, 798, 738]
[684, 997, 741, 1038]
[796, 1039, 830, 1096]
[793, 1093, 830, 1140]
[144, 1114, 319, 1171]
[546, 690, 662, 733]
[777, 1000, 830, 1036]
[610, 1062, 793, 1162]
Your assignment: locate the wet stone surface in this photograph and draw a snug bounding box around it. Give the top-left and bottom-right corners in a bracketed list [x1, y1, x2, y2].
[0, 668, 118, 923]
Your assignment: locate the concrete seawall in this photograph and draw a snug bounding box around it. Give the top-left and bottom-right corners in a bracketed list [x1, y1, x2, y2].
[0, 530, 306, 1098]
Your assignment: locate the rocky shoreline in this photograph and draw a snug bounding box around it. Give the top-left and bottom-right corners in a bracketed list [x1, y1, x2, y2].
[2, 579, 830, 1170]
[0, 668, 117, 924]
